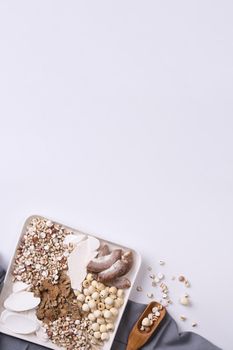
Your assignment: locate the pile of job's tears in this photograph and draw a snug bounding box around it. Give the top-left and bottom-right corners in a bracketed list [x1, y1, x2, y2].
[135, 260, 198, 329]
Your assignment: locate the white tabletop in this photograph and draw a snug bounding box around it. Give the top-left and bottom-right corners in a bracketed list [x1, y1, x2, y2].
[0, 1, 232, 349]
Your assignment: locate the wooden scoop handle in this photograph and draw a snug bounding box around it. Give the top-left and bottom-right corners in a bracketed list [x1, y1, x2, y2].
[126, 301, 166, 350]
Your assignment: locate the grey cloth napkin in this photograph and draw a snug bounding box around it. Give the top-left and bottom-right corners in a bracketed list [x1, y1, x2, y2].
[0, 267, 221, 350]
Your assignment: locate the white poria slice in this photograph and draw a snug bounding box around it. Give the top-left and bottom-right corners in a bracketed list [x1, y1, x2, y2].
[87, 236, 100, 252]
[88, 250, 99, 261]
[0, 310, 15, 323]
[36, 326, 49, 342]
[12, 281, 31, 293]
[68, 240, 90, 290]
[68, 238, 99, 290]
[4, 313, 38, 334]
[23, 309, 41, 328]
[63, 233, 86, 246]
[4, 291, 40, 312]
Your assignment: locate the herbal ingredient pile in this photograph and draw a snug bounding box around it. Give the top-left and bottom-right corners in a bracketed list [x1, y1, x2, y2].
[0, 217, 134, 349]
[136, 263, 197, 328]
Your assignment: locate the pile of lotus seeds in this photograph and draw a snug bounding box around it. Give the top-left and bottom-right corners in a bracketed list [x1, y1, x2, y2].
[140, 305, 163, 332]
[75, 273, 125, 343]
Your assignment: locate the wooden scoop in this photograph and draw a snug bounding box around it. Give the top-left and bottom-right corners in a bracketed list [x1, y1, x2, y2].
[126, 301, 166, 350]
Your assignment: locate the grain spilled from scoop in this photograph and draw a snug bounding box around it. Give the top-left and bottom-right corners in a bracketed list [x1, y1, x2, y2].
[126, 301, 166, 350]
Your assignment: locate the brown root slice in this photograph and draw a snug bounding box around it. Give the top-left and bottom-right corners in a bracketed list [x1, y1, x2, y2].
[87, 249, 122, 273]
[98, 251, 133, 283]
[105, 277, 131, 289]
[97, 244, 110, 257]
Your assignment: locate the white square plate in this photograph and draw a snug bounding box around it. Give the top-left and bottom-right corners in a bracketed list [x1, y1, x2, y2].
[0, 215, 141, 350]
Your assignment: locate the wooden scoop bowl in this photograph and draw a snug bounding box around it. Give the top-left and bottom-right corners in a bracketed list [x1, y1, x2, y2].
[126, 301, 166, 350]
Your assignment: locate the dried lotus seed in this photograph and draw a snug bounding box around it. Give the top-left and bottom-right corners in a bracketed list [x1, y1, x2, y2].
[94, 331, 101, 339]
[77, 294, 85, 302]
[114, 299, 122, 309]
[152, 307, 158, 313]
[74, 290, 81, 296]
[83, 288, 91, 296]
[100, 324, 107, 333]
[97, 317, 105, 325]
[105, 304, 112, 310]
[88, 285, 96, 294]
[85, 296, 92, 303]
[110, 307, 118, 316]
[91, 280, 98, 288]
[100, 290, 108, 298]
[142, 317, 150, 327]
[101, 332, 109, 341]
[148, 313, 153, 320]
[83, 280, 90, 288]
[82, 303, 90, 312]
[88, 300, 96, 309]
[117, 289, 124, 298]
[86, 273, 94, 281]
[88, 313, 96, 322]
[91, 323, 100, 332]
[97, 283, 105, 291]
[105, 297, 114, 305]
[180, 296, 190, 306]
[106, 323, 114, 331]
[93, 310, 102, 318]
[103, 310, 112, 319]
[98, 302, 105, 311]
[116, 297, 124, 306]
[109, 286, 117, 294]
[155, 311, 160, 317]
[92, 292, 100, 300]
[105, 317, 114, 323]
[109, 293, 117, 300]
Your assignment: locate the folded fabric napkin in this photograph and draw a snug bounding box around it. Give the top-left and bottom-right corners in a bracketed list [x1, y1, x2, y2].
[0, 267, 221, 350]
